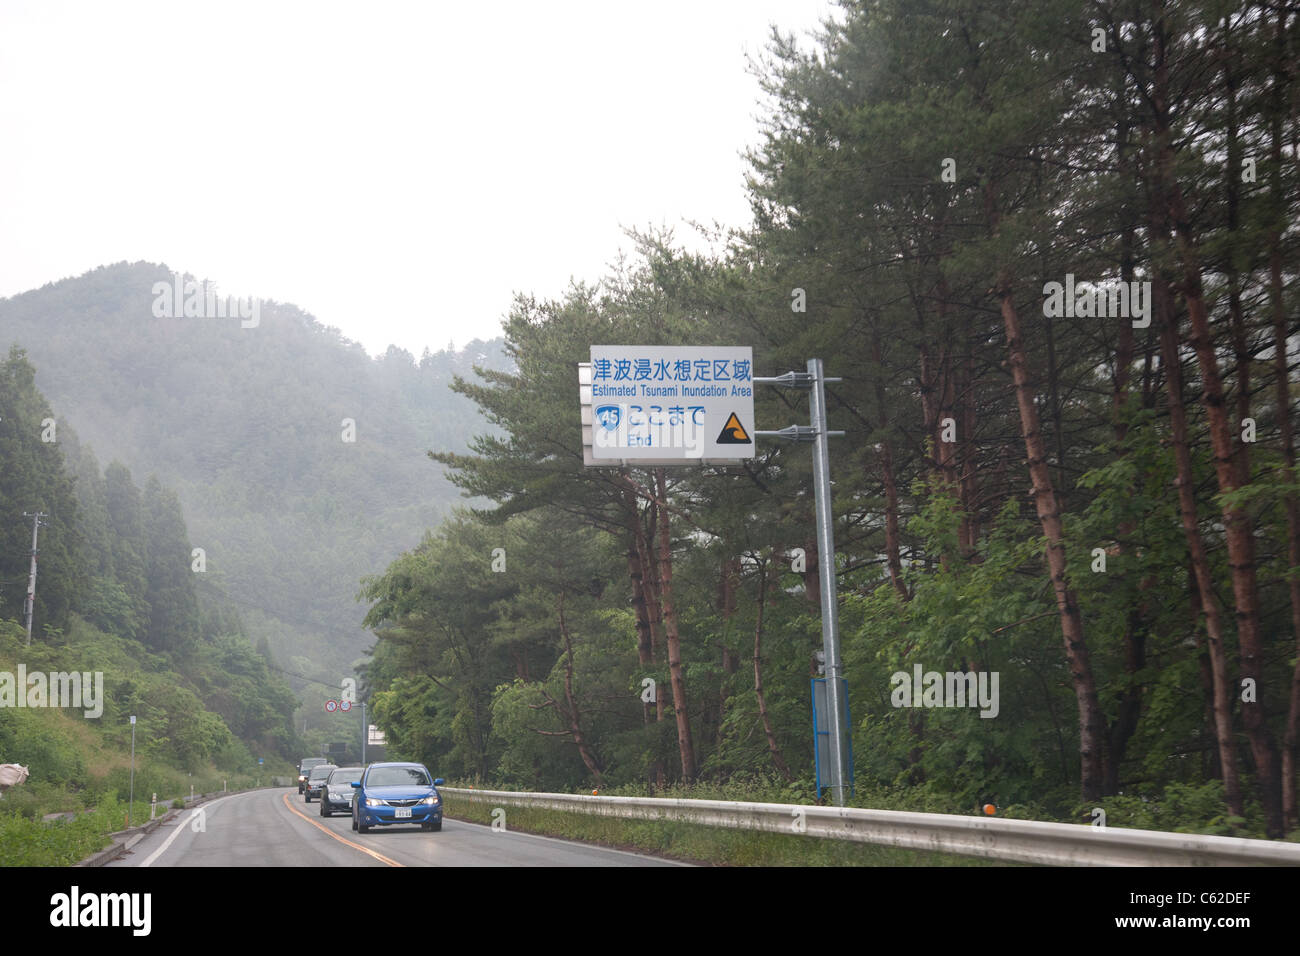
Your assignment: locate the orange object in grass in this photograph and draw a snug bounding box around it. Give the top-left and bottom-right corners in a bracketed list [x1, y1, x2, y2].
[982, 803, 996, 815]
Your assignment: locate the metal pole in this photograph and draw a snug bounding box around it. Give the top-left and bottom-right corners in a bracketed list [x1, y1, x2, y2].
[361, 700, 366, 765]
[21, 512, 46, 647]
[808, 358, 847, 806]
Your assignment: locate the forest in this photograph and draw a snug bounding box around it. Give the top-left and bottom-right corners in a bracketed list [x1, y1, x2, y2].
[0, 261, 510, 732]
[358, 0, 1300, 839]
[0, 345, 298, 813]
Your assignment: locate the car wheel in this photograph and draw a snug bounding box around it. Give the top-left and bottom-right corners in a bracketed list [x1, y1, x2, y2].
[351, 811, 358, 832]
[359, 821, 370, 833]
[422, 820, 441, 832]
[305, 792, 311, 803]
[320, 799, 329, 817]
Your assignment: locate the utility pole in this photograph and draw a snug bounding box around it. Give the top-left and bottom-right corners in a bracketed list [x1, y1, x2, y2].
[755, 359, 850, 806]
[127, 715, 137, 827]
[362, 699, 367, 765]
[21, 512, 47, 647]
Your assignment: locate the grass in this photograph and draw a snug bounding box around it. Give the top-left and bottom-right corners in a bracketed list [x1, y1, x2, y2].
[0, 793, 127, 866]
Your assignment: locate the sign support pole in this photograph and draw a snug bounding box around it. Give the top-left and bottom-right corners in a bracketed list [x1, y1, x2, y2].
[807, 358, 847, 808]
[755, 359, 849, 806]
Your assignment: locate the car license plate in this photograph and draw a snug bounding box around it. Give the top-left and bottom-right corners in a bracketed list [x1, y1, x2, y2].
[394, 807, 412, 818]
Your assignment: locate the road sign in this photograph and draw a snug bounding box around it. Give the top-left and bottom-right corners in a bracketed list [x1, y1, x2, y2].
[581, 346, 755, 464]
[340, 699, 352, 712]
[325, 699, 338, 713]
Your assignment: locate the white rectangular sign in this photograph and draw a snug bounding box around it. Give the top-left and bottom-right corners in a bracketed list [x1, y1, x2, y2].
[587, 346, 755, 461]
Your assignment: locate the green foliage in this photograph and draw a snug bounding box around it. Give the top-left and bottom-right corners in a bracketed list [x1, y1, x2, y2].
[0, 347, 82, 632]
[0, 354, 302, 828]
[6, 0, 1300, 845]
[0, 794, 123, 866]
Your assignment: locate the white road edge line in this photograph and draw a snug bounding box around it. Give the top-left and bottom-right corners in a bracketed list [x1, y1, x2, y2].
[139, 792, 242, 867]
[446, 817, 693, 866]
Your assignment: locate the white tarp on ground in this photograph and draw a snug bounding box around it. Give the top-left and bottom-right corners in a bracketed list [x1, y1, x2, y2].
[0, 764, 30, 788]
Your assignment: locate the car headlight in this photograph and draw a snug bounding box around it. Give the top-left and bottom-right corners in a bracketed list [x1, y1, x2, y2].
[421, 795, 440, 805]
[298, 775, 306, 782]
[365, 797, 383, 807]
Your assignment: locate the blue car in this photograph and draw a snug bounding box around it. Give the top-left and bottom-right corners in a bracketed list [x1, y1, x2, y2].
[351, 762, 445, 833]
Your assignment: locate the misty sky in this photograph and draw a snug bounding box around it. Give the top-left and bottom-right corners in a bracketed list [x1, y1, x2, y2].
[0, 0, 838, 357]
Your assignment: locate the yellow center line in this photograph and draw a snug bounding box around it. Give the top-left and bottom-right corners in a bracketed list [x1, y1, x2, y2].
[280, 792, 404, 867]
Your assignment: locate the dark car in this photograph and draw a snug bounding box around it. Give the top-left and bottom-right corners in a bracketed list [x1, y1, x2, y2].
[351, 762, 445, 833]
[320, 766, 365, 817]
[303, 763, 338, 803]
[298, 757, 329, 794]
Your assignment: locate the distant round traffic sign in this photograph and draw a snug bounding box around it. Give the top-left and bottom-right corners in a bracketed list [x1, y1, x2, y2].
[340, 699, 353, 712]
[325, 699, 338, 713]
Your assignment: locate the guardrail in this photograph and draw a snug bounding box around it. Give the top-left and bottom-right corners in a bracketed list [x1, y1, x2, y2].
[441, 787, 1300, 866]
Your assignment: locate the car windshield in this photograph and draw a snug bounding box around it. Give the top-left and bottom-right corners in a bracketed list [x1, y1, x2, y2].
[327, 769, 363, 785]
[308, 766, 336, 781]
[367, 767, 430, 788]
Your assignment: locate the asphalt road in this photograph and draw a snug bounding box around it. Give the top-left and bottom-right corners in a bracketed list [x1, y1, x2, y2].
[107, 787, 684, 867]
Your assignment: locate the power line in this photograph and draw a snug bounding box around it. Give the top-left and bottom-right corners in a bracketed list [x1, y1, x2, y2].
[196, 576, 373, 643]
[263, 660, 353, 694]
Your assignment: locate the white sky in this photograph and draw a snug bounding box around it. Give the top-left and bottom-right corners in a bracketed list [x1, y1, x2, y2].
[0, 0, 837, 357]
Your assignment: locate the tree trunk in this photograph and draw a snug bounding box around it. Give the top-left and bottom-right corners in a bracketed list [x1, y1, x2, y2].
[1220, 21, 1252, 491]
[958, 314, 980, 556]
[1151, 2, 1281, 837]
[624, 478, 666, 787]
[1266, 2, 1300, 833]
[873, 329, 910, 600]
[557, 590, 603, 782]
[1103, 119, 1146, 796]
[753, 559, 794, 781]
[623, 484, 653, 670]
[655, 468, 696, 781]
[1170, 178, 1281, 839]
[995, 251, 1106, 801]
[718, 556, 741, 749]
[1154, 271, 1243, 818]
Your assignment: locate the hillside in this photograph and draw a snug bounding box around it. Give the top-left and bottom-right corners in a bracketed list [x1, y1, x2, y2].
[0, 262, 508, 713]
